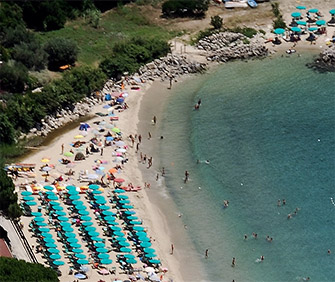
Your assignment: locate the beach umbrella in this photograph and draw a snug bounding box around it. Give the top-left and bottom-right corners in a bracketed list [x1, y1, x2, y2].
[88, 231, 100, 237]
[114, 141, 125, 147]
[89, 184, 100, 190]
[110, 226, 122, 231]
[21, 191, 32, 196]
[67, 190, 79, 195]
[296, 5, 306, 10]
[85, 226, 96, 232]
[96, 199, 107, 204]
[43, 237, 55, 243]
[119, 200, 130, 204]
[73, 248, 84, 253]
[66, 185, 77, 191]
[101, 259, 113, 265]
[96, 247, 108, 253]
[50, 254, 61, 260]
[87, 174, 99, 180]
[330, 9, 335, 15]
[32, 211, 42, 216]
[45, 243, 57, 248]
[102, 210, 114, 216]
[115, 236, 127, 242]
[48, 248, 60, 254]
[126, 258, 137, 264]
[129, 221, 142, 225]
[99, 205, 110, 210]
[122, 205, 134, 209]
[49, 201, 60, 206]
[74, 135, 84, 139]
[296, 20, 307, 26]
[82, 221, 93, 226]
[290, 26, 301, 32]
[41, 232, 52, 238]
[64, 152, 73, 157]
[59, 222, 71, 227]
[138, 236, 150, 242]
[45, 191, 55, 195]
[26, 201, 37, 206]
[75, 253, 86, 259]
[92, 190, 102, 195]
[125, 211, 136, 215]
[114, 189, 125, 194]
[112, 127, 121, 134]
[127, 216, 138, 220]
[34, 217, 44, 222]
[114, 178, 125, 183]
[41, 158, 50, 163]
[53, 205, 63, 211]
[105, 217, 116, 222]
[94, 195, 105, 200]
[47, 195, 58, 200]
[81, 215, 92, 221]
[36, 222, 47, 227]
[64, 232, 76, 238]
[316, 19, 326, 26]
[42, 166, 52, 172]
[74, 273, 87, 279]
[103, 105, 111, 109]
[38, 227, 50, 232]
[94, 242, 105, 248]
[53, 260, 65, 266]
[69, 195, 80, 200]
[62, 226, 74, 232]
[116, 148, 127, 153]
[308, 8, 318, 13]
[98, 253, 109, 259]
[70, 243, 81, 248]
[118, 241, 130, 247]
[135, 231, 147, 237]
[118, 195, 129, 199]
[77, 259, 89, 265]
[106, 136, 114, 142]
[124, 254, 135, 259]
[145, 253, 157, 258]
[291, 12, 301, 18]
[140, 241, 152, 248]
[58, 216, 69, 222]
[120, 247, 132, 253]
[73, 200, 84, 206]
[106, 220, 118, 226]
[55, 211, 66, 216]
[91, 237, 104, 242]
[67, 237, 78, 243]
[78, 210, 89, 216]
[44, 185, 54, 191]
[113, 231, 124, 237]
[149, 259, 161, 264]
[75, 205, 87, 210]
[144, 248, 156, 254]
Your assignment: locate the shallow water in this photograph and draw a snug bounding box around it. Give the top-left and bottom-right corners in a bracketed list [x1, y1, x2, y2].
[159, 54, 335, 281]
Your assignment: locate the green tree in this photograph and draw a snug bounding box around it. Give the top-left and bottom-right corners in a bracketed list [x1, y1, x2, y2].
[85, 8, 101, 28]
[162, 0, 209, 18]
[44, 37, 79, 70]
[0, 257, 58, 281]
[0, 114, 16, 144]
[0, 63, 29, 93]
[0, 2, 24, 33]
[211, 15, 223, 29]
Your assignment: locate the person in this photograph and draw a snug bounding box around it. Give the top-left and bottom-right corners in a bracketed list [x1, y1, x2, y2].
[136, 143, 140, 153]
[100, 148, 103, 156]
[148, 132, 151, 140]
[198, 98, 202, 106]
[205, 249, 209, 259]
[162, 167, 165, 176]
[283, 199, 286, 205]
[153, 116, 157, 125]
[260, 255, 264, 261]
[61, 143, 64, 155]
[138, 134, 142, 143]
[232, 257, 236, 267]
[277, 199, 281, 206]
[171, 243, 174, 255]
[184, 170, 189, 183]
[194, 104, 200, 110]
[205, 160, 210, 164]
[156, 173, 159, 181]
[328, 249, 331, 254]
[169, 76, 173, 89]
[244, 234, 248, 240]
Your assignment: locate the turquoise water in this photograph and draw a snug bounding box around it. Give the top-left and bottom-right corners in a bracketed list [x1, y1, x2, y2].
[159, 55, 335, 281]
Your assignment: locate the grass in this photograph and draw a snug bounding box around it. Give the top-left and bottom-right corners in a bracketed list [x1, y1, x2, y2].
[36, 5, 178, 66]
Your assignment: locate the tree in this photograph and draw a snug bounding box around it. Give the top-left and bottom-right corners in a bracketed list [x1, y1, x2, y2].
[0, 63, 29, 93]
[0, 257, 58, 282]
[44, 37, 79, 70]
[0, 114, 16, 144]
[0, 2, 24, 33]
[162, 0, 209, 18]
[211, 15, 223, 29]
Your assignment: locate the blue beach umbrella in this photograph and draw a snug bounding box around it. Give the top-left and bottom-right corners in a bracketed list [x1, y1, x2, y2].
[59, 222, 71, 227]
[91, 237, 103, 242]
[104, 216, 116, 221]
[120, 247, 132, 253]
[47, 195, 58, 200]
[99, 205, 110, 210]
[96, 199, 107, 204]
[67, 237, 78, 243]
[72, 200, 84, 206]
[127, 216, 138, 220]
[34, 217, 44, 222]
[296, 20, 307, 26]
[122, 205, 134, 209]
[330, 9, 335, 15]
[75, 253, 86, 259]
[64, 232, 76, 238]
[115, 236, 127, 242]
[77, 259, 89, 265]
[119, 200, 130, 204]
[67, 190, 79, 195]
[49, 201, 60, 206]
[53, 260, 65, 266]
[106, 136, 114, 142]
[126, 258, 137, 264]
[125, 211, 136, 215]
[101, 259, 113, 265]
[50, 254, 61, 260]
[88, 231, 99, 237]
[75, 205, 87, 210]
[48, 248, 60, 254]
[44, 186, 54, 191]
[114, 189, 125, 194]
[73, 248, 84, 253]
[102, 210, 114, 216]
[26, 201, 37, 206]
[81, 216, 92, 221]
[129, 221, 142, 225]
[21, 191, 32, 196]
[144, 248, 156, 254]
[96, 247, 108, 253]
[70, 243, 81, 248]
[98, 253, 109, 259]
[296, 5, 306, 10]
[31, 212, 42, 216]
[62, 226, 74, 232]
[36, 222, 47, 226]
[41, 232, 52, 238]
[58, 216, 69, 221]
[110, 226, 121, 231]
[89, 184, 100, 190]
[149, 259, 161, 264]
[43, 237, 55, 243]
[145, 253, 157, 258]
[69, 195, 80, 200]
[85, 226, 96, 232]
[140, 241, 152, 248]
[291, 12, 301, 18]
[92, 190, 102, 195]
[94, 242, 105, 248]
[55, 211, 66, 216]
[23, 196, 34, 201]
[113, 231, 124, 237]
[66, 185, 76, 190]
[118, 195, 128, 199]
[82, 221, 93, 226]
[308, 8, 318, 13]
[133, 226, 144, 231]
[45, 242, 57, 248]
[53, 205, 63, 211]
[124, 254, 135, 259]
[103, 105, 111, 109]
[38, 227, 50, 232]
[118, 241, 130, 247]
[78, 210, 89, 215]
[291, 26, 301, 32]
[316, 19, 326, 26]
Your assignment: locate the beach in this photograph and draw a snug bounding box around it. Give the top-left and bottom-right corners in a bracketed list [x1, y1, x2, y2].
[10, 1, 335, 281]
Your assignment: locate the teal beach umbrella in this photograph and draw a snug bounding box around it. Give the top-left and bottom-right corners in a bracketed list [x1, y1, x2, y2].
[78, 210, 89, 215]
[70, 243, 81, 248]
[48, 248, 60, 254]
[149, 259, 161, 264]
[32, 212, 42, 216]
[143, 248, 156, 254]
[88, 231, 99, 237]
[75, 253, 86, 259]
[308, 8, 318, 13]
[45, 242, 57, 248]
[72, 248, 84, 253]
[53, 205, 63, 211]
[91, 237, 103, 241]
[36, 222, 47, 226]
[60, 222, 71, 227]
[118, 241, 130, 247]
[291, 26, 301, 32]
[330, 9, 335, 15]
[96, 247, 108, 253]
[53, 260, 65, 266]
[21, 191, 32, 196]
[101, 259, 113, 265]
[82, 221, 93, 226]
[81, 216, 92, 221]
[126, 258, 137, 264]
[85, 226, 96, 232]
[316, 19, 326, 26]
[77, 259, 89, 265]
[67, 237, 79, 243]
[291, 12, 301, 18]
[44, 237, 55, 243]
[296, 6, 306, 10]
[140, 242, 152, 248]
[26, 201, 37, 206]
[50, 254, 61, 260]
[98, 253, 109, 259]
[94, 242, 105, 248]
[120, 247, 132, 253]
[69, 195, 80, 200]
[23, 196, 34, 201]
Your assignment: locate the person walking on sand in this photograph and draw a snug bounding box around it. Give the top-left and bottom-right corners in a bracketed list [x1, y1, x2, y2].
[153, 116, 157, 125]
[184, 170, 189, 183]
[148, 132, 151, 140]
[171, 243, 174, 255]
[136, 143, 140, 153]
[100, 148, 103, 156]
[162, 167, 165, 176]
[61, 143, 64, 155]
[138, 134, 142, 143]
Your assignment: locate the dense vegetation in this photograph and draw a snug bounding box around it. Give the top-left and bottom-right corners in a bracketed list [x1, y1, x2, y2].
[271, 2, 286, 29]
[162, 0, 209, 18]
[0, 257, 58, 282]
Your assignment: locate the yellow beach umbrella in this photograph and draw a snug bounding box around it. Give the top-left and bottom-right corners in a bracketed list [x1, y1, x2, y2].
[74, 135, 84, 139]
[41, 158, 50, 163]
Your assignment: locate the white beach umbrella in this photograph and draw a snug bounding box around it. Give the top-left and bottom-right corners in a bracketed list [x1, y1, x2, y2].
[87, 174, 99, 179]
[116, 148, 127, 153]
[114, 141, 125, 147]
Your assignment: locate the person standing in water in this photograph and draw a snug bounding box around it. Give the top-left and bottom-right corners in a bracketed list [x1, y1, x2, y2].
[184, 170, 189, 183]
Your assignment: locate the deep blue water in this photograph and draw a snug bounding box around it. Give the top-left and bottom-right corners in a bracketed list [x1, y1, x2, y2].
[159, 54, 335, 281]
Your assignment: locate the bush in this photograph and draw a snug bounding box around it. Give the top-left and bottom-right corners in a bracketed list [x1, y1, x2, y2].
[0, 114, 16, 144]
[162, 0, 209, 18]
[229, 26, 258, 38]
[0, 2, 24, 33]
[273, 16, 286, 29]
[44, 37, 79, 70]
[0, 63, 29, 93]
[211, 15, 223, 30]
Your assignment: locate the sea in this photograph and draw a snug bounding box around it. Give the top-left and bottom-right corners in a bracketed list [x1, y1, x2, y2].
[156, 54, 335, 282]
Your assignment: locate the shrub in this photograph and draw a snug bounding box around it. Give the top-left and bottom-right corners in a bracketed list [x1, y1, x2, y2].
[0, 114, 16, 145]
[273, 16, 286, 29]
[0, 63, 29, 93]
[211, 15, 223, 30]
[162, 0, 209, 18]
[44, 37, 79, 70]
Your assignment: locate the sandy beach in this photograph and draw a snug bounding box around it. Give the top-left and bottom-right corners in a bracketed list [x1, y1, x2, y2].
[10, 1, 335, 281]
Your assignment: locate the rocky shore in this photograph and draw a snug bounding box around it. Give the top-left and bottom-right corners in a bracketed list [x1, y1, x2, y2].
[197, 32, 269, 62]
[311, 46, 335, 71]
